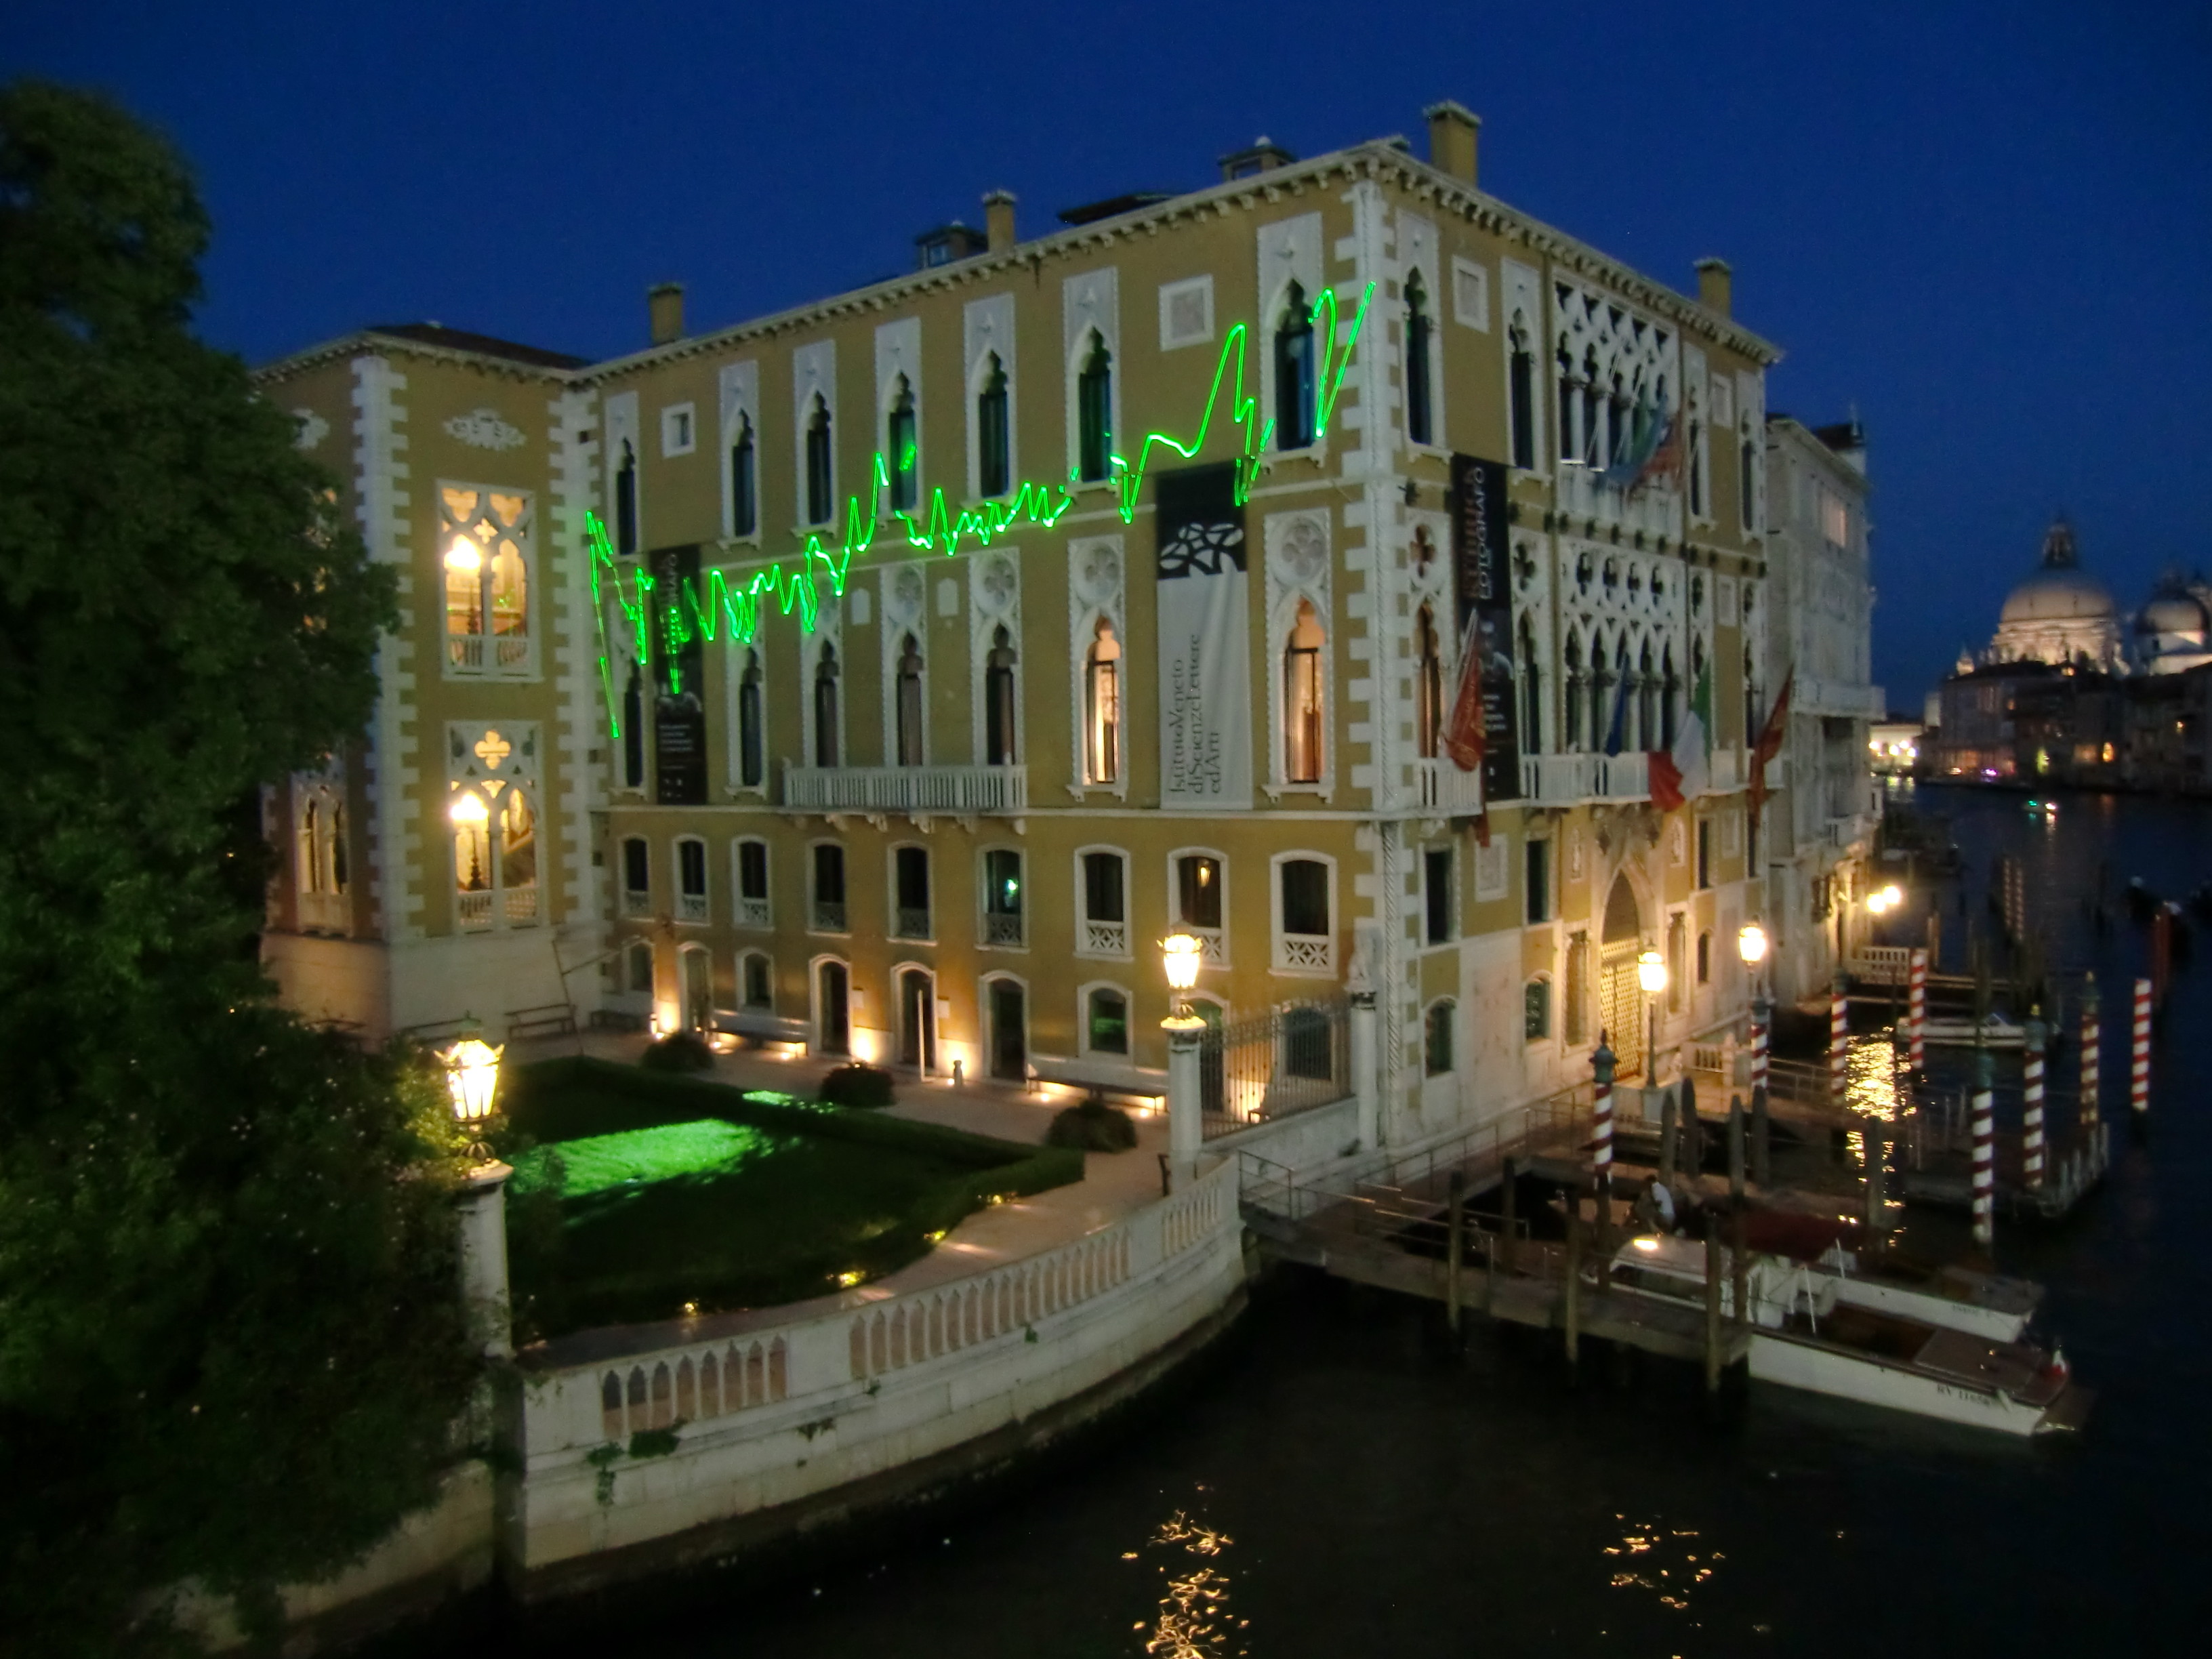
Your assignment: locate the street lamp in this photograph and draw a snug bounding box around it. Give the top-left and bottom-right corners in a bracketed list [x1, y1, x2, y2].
[1161, 933, 1203, 1019]
[1637, 947, 1667, 1083]
[440, 1019, 504, 1164]
[1740, 920, 1772, 1103]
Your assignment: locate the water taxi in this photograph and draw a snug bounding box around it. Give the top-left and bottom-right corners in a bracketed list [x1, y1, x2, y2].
[1740, 1212, 2040, 1344]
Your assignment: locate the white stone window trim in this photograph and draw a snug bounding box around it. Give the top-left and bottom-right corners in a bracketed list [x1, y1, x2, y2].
[436, 477, 539, 680]
[978, 843, 1028, 953]
[1523, 971, 1556, 1048]
[1158, 274, 1214, 351]
[1397, 213, 1447, 456]
[1255, 212, 1327, 467]
[672, 834, 711, 925]
[1076, 978, 1136, 1061]
[969, 548, 1022, 769]
[1263, 510, 1334, 798]
[792, 339, 838, 531]
[660, 402, 697, 459]
[736, 946, 775, 1009]
[603, 392, 642, 550]
[962, 293, 1018, 504]
[880, 565, 929, 768]
[808, 952, 854, 1054]
[717, 360, 763, 545]
[1166, 846, 1231, 970]
[1061, 267, 1121, 493]
[1072, 844, 1133, 961]
[618, 834, 653, 920]
[1269, 848, 1338, 978]
[876, 316, 924, 514]
[1500, 258, 1549, 479]
[887, 840, 935, 944]
[800, 605, 845, 770]
[732, 836, 773, 930]
[1066, 536, 1129, 799]
[725, 628, 771, 800]
[805, 838, 851, 937]
[1422, 995, 1460, 1077]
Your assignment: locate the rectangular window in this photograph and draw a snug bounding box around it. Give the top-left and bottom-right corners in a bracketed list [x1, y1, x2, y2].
[811, 843, 846, 933]
[1525, 838, 1551, 925]
[621, 836, 650, 918]
[742, 952, 772, 1008]
[1424, 847, 1453, 945]
[736, 839, 770, 928]
[983, 848, 1024, 947]
[1280, 859, 1330, 939]
[1696, 819, 1712, 890]
[1087, 987, 1130, 1054]
[1176, 855, 1223, 931]
[893, 846, 930, 940]
[1524, 979, 1551, 1041]
[1080, 851, 1127, 956]
[730, 417, 758, 537]
[676, 838, 708, 923]
[1565, 931, 1589, 1044]
[1509, 348, 1535, 471]
[1425, 1002, 1455, 1076]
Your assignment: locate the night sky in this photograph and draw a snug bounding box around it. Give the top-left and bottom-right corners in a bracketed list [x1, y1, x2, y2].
[12, 0, 2209, 706]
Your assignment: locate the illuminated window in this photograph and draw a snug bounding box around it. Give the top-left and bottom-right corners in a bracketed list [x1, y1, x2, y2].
[729, 415, 757, 537]
[1405, 270, 1433, 447]
[984, 626, 1019, 765]
[894, 633, 925, 768]
[1084, 618, 1121, 783]
[1415, 604, 1443, 759]
[1283, 598, 1326, 784]
[804, 395, 833, 525]
[1086, 987, 1129, 1056]
[440, 485, 533, 674]
[1174, 853, 1223, 930]
[886, 376, 917, 513]
[451, 783, 537, 931]
[977, 354, 1010, 498]
[1076, 333, 1113, 483]
[983, 848, 1025, 947]
[295, 785, 348, 932]
[1274, 283, 1315, 450]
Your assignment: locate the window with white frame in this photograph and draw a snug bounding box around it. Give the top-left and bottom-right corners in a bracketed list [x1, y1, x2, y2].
[982, 847, 1025, 948]
[975, 353, 1010, 498]
[1083, 617, 1122, 783]
[886, 375, 918, 513]
[1404, 268, 1435, 447]
[439, 484, 533, 675]
[675, 836, 709, 924]
[1082, 983, 1130, 1056]
[811, 842, 846, 934]
[294, 783, 348, 932]
[1423, 846, 1454, 946]
[803, 395, 834, 526]
[811, 639, 842, 767]
[734, 838, 770, 928]
[1077, 848, 1130, 958]
[1283, 600, 1326, 783]
[450, 780, 537, 932]
[892, 844, 931, 941]
[1172, 851, 1226, 965]
[620, 835, 650, 918]
[1425, 1000, 1456, 1076]
[893, 632, 926, 767]
[624, 938, 655, 997]
[735, 646, 766, 788]
[1075, 331, 1113, 483]
[660, 403, 695, 457]
[740, 949, 773, 1010]
[1273, 283, 1316, 450]
[983, 625, 1019, 765]
[1524, 977, 1552, 1041]
[729, 415, 758, 537]
[1415, 602, 1444, 759]
[1273, 854, 1334, 975]
[1159, 275, 1213, 350]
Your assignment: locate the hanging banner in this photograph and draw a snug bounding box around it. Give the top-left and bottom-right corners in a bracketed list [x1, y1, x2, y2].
[1156, 462, 1252, 809]
[1449, 453, 1521, 802]
[651, 544, 708, 805]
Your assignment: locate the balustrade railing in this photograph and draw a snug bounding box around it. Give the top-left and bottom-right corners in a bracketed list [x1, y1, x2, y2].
[736, 896, 772, 928]
[1082, 919, 1128, 956]
[446, 631, 535, 675]
[1518, 750, 1650, 806]
[676, 893, 710, 924]
[456, 889, 493, 931]
[893, 906, 932, 941]
[983, 912, 1024, 947]
[504, 886, 539, 927]
[1412, 757, 1484, 815]
[811, 899, 847, 934]
[621, 888, 652, 919]
[781, 762, 1026, 814]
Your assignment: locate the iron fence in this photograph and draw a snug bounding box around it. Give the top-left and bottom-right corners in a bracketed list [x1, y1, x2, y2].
[1199, 996, 1349, 1141]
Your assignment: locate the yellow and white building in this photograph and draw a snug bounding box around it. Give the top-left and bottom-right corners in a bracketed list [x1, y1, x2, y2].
[258, 100, 1816, 1145]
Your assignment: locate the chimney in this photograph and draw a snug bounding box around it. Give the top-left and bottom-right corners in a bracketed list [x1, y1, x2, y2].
[1694, 258, 1732, 318]
[1423, 100, 1480, 186]
[648, 281, 685, 346]
[984, 190, 1017, 253]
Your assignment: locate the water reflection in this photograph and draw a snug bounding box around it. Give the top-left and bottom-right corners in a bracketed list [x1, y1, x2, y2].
[1130, 1502, 1246, 1658]
[1601, 1515, 1721, 1618]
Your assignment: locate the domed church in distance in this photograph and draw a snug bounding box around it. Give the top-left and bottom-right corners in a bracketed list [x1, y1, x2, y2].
[1980, 518, 2125, 672]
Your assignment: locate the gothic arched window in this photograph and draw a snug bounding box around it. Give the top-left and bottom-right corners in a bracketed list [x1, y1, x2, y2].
[804, 395, 833, 525]
[737, 649, 764, 787]
[1405, 271, 1433, 447]
[1414, 603, 1443, 759]
[1076, 332, 1113, 482]
[1275, 283, 1316, 450]
[813, 642, 840, 767]
[1284, 598, 1326, 783]
[886, 376, 917, 513]
[984, 626, 1018, 766]
[729, 415, 756, 537]
[895, 634, 925, 768]
[1084, 618, 1121, 783]
[977, 353, 1009, 497]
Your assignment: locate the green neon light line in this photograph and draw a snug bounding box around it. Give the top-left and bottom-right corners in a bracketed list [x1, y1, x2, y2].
[587, 281, 1374, 738]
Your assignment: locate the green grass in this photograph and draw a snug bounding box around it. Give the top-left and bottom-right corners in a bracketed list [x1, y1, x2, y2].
[497, 1059, 1083, 1343]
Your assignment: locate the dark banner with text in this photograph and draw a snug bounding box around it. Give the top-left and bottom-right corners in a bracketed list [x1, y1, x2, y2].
[651, 544, 708, 805]
[1448, 453, 1520, 803]
[1155, 463, 1252, 808]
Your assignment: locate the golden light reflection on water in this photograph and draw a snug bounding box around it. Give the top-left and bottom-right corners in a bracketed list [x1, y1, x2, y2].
[1601, 1515, 1721, 1618]
[1128, 1504, 1248, 1658]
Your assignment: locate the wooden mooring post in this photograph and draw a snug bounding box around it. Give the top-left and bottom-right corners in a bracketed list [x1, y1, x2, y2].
[1730, 1206, 1750, 1333]
[1702, 1229, 1724, 1395]
[1727, 1094, 1746, 1204]
[1499, 1158, 1519, 1275]
[1446, 1170, 1465, 1336]
[1563, 1190, 1583, 1375]
[1752, 1083, 1771, 1189]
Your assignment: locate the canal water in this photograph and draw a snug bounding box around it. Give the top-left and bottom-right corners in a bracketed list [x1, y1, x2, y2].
[491, 787, 2208, 1658]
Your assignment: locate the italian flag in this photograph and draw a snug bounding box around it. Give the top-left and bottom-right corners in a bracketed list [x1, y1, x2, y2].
[1650, 661, 1711, 812]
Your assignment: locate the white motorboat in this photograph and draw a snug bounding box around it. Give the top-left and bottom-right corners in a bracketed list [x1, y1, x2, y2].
[1917, 1013, 2028, 1048]
[1739, 1212, 2041, 1343]
[1606, 1235, 2089, 1436]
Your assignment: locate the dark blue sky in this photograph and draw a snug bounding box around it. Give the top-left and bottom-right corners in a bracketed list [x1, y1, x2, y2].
[13, 0, 2209, 705]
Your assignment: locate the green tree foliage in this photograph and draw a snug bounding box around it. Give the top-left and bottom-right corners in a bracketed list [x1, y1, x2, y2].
[0, 82, 480, 1653]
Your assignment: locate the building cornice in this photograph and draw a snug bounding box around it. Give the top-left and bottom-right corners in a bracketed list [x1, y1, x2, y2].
[253, 329, 582, 388]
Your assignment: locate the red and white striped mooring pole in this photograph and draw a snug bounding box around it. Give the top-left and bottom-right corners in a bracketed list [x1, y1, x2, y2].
[2131, 976, 2152, 1118]
[2022, 1009, 2047, 1191]
[1971, 1047, 1996, 1251]
[1829, 972, 1849, 1108]
[1592, 1037, 1617, 1255]
[1908, 947, 1928, 1073]
[2081, 975, 2102, 1168]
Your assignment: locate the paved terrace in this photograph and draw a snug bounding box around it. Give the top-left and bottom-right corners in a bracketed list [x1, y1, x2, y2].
[507, 1031, 1172, 1371]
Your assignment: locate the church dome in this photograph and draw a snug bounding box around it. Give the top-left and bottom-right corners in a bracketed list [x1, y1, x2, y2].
[2001, 567, 2116, 626]
[2136, 591, 2209, 636]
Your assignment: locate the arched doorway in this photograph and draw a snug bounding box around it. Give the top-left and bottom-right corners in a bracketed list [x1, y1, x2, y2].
[986, 977, 1027, 1081]
[678, 943, 713, 1033]
[897, 965, 937, 1074]
[816, 960, 851, 1056]
[1598, 872, 1646, 1077]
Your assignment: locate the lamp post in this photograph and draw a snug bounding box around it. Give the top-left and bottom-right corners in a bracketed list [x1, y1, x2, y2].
[1738, 922, 1772, 1187]
[440, 1020, 512, 1359]
[1637, 947, 1667, 1086]
[1161, 935, 1206, 1187]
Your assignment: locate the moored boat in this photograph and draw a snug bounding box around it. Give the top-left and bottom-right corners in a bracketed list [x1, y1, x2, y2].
[1739, 1211, 2041, 1343]
[1606, 1235, 2089, 1436]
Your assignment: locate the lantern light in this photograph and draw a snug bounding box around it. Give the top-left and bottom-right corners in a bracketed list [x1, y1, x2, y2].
[1161, 934, 1203, 1014]
[1738, 922, 1769, 966]
[440, 1020, 504, 1162]
[1637, 948, 1667, 996]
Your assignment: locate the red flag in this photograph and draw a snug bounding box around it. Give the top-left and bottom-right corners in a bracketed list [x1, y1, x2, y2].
[1442, 621, 1486, 773]
[1748, 668, 1794, 832]
[1649, 751, 1685, 813]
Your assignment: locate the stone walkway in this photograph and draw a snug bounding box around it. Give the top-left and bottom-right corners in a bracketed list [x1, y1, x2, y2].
[512, 1031, 1171, 1368]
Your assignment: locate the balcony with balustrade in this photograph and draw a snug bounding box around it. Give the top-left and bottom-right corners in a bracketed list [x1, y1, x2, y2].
[781, 762, 1025, 815]
[736, 896, 772, 929]
[1412, 758, 1485, 815]
[1517, 750, 1650, 807]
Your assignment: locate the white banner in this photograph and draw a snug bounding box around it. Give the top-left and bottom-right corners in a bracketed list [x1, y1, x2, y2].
[1156, 464, 1251, 808]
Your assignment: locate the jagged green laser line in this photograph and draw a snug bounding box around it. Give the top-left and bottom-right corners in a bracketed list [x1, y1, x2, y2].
[588, 281, 1373, 739]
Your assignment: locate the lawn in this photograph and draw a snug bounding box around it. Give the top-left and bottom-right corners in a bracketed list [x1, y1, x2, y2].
[495, 1058, 1082, 1341]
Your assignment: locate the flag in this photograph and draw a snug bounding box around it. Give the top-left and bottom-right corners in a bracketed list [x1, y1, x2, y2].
[1599, 394, 1672, 491]
[1442, 615, 1486, 773]
[1601, 665, 1629, 756]
[1650, 661, 1713, 812]
[1637, 407, 1683, 493]
[1748, 668, 1794, 833]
